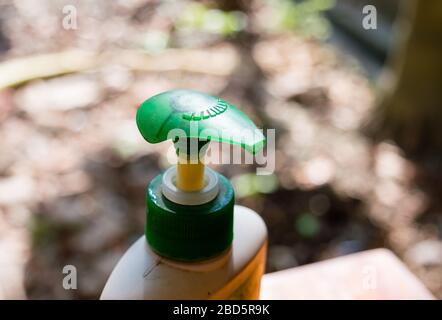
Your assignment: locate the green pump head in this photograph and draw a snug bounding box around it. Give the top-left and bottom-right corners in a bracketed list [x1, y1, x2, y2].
[136, 89, 265, 261]
[136, 89, 265, 154]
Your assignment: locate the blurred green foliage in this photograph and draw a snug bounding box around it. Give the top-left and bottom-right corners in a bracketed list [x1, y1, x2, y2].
[178, 3, 247, 36]
[176, 0, 335, 39]
[267, 0, 335, 39]
[295, 212, 321, 238]
[232, 173, 279, 198]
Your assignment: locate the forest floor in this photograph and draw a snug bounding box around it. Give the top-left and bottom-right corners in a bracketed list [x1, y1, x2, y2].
[0, 1, 441, 299]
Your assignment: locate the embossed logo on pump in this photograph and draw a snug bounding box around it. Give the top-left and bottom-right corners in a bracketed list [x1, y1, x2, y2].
[182, 99, 228, 121]
[170, 91, 228, 121]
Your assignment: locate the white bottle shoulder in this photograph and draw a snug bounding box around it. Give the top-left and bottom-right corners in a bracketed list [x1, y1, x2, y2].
[100, 205, 267, 300]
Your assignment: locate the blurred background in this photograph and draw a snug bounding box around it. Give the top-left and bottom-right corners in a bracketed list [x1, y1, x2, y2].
[0, 0, 441, 299]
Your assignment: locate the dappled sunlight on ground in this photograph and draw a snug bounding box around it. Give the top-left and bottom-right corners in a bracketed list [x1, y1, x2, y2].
[0, 0, 440, 299]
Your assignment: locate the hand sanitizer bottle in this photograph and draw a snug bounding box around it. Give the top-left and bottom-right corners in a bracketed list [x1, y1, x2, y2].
[101, 89, 267, 299]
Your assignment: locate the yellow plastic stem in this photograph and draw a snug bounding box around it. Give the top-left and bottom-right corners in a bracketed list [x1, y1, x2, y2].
[176, 159, 205, 192]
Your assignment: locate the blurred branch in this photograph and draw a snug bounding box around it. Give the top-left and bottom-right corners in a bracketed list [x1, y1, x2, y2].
[0, 51, 98, 90]
[0, 46, 238, 90]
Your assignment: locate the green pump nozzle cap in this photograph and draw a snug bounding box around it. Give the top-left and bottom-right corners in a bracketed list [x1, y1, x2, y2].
[136, 89, 266, 154]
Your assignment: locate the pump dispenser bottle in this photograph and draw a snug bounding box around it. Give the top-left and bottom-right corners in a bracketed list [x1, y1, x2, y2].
[101, 89, 267, 299]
